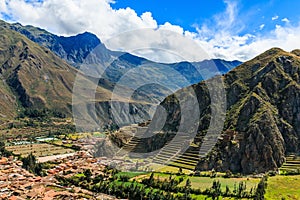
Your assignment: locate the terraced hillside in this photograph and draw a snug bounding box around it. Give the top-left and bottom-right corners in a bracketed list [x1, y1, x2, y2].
[151, 133, 198, 170]
[279, 154, 300, 173]
[159, 48, 300, 174]
[117, 48, 300, 174]
[115, 124, 145, 155]
[116, 127, 203, 170]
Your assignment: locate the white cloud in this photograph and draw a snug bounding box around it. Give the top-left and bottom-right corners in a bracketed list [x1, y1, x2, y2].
[0, 0, 206, 63]
[0, 0, 7, 12]
[0, 0, 158, 39]
[0, 0, 299, 63]
[159, 22, 184, 35]
[272, 15, 279, 20]
[259, 24, 265, 30]
[281, 18, 290, 23]
[191, 1, 300, 61]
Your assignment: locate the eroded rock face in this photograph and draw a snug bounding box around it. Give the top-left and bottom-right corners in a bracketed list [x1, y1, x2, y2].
[158, 48, 299, 174]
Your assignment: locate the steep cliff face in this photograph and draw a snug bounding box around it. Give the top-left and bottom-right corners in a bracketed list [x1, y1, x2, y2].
[158, 48, 300, 174]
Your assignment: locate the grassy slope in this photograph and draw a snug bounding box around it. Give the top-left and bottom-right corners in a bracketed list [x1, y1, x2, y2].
[265, 175, 300, 200]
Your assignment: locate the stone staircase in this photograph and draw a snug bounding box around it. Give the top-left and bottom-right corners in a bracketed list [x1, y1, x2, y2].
[152, 134, 207, 170]
[151, 132, 224, 170]
[151, 132, 193, 168]
[115, 123, 220, 171]
[115, 125, 149, 157]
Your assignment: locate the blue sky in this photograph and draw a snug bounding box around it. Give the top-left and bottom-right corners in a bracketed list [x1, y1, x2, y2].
[112, 0, 299, 36]
[112, 1, 227, 32]
[0, 0, 300, 62]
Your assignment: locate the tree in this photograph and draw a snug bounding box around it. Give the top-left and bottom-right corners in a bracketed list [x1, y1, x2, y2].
[211, 180, 221, 200]
[21, 153, 43, 176]
[184, 178, 192, 199]
[84, 169, 92, 182]
[177, 167, 183, 175]
[119, 175, 130, 182]
[148, 172, 155, 185]
[225, 185, 231, 196]
[255, 176, 268, 200]
[237, 181, 247, 198]
[210, 168, 217, 178]
[224, 170, 232, 178]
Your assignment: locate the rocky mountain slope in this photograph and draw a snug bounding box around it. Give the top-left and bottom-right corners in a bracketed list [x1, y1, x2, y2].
[153, 48, 300, 174]
[0, 21, 152, 127]
[0, 21, 76, 118]
[7, 22, 106, 67]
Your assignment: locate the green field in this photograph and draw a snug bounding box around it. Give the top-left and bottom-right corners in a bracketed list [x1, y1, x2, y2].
[265, 175, 300, 200]
[178, 176, 259, 192]
[147, 163, 193, 174]
[133, 171, 259, 198]
[115, 171, 147, 179]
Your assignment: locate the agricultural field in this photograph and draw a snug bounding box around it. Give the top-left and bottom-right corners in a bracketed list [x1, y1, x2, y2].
[0, 117, 76, 140]
[5, 143, 75, 157]
[147, 163, 193, 174]
[134, 172, 259, 193]
[179, 176, 259, 192]
[265, 175, 300, 200]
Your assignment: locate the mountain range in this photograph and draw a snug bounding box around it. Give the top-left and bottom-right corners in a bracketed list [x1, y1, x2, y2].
[1, 19, 299, 174]
[0, 20, 241, 129]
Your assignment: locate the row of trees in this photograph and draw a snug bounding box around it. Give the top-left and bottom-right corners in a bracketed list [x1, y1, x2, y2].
[141, 173, 256, 199]
[56, 168, 266, 200]
[18, 108, 66, 119]
[56, 168, 182, 199]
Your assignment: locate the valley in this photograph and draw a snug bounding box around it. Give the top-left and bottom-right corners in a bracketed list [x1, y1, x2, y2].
[0, 18, 299, 200]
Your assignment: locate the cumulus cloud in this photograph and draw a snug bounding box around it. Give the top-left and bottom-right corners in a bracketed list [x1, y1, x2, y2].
[0, 0, 159, 39]
[272, 15, 279, 20]
[281, 18, 290, 23]
[0, 0, 299, 62]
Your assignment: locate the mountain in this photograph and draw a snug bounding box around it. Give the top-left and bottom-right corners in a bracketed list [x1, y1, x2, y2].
[0, 20, 242, 130]
[146, 47, 300, 174]
[7, 22, 110, 67]
[0, 20, 152, 127]
[0, 21, 76, 117]
[6, 21, 241, 104]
